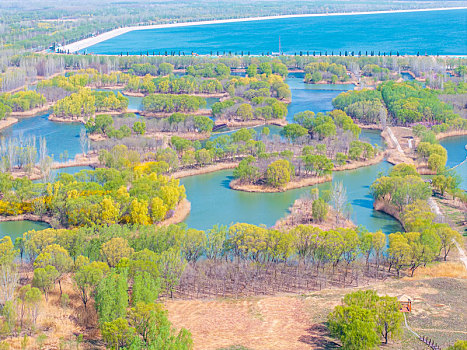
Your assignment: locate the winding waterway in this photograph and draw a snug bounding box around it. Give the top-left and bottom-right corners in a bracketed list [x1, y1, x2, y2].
[1, 76, 466, 240]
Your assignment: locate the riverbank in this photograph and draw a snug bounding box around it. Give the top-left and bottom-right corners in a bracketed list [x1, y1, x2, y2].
[159, 198, 191, 226]
[435, 129, 467, 141]
[140, 109, 211, 118]
[10, 103, 53, 117]
[373, 199, 404, 226]
[171, 161, 239, 179]
[61, 7, 467, 53]
[230, 175, 332, 193]
[0, 117, 18, 131]
[123, 90, 228, 99]
[214, 118, 287, 128]
[0, 214, 58, 229]
[334, 152, 385, 171]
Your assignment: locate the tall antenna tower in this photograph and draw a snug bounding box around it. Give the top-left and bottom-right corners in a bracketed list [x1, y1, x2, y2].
[279, 35, 281, 55]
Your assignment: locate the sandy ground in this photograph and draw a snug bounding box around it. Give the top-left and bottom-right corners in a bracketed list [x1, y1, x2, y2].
[166, 274, 467, 350]
[230, 175, 332, 193]
[0, 117, 18, 131]
[61, 7, 467, 53]
[171, 162, 239, 179]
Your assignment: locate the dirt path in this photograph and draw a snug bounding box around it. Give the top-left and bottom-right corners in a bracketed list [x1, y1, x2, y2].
[429, 197, 467, 270]
[385, 126, 404, 154]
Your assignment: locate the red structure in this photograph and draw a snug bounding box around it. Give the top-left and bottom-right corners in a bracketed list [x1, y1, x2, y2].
[399, 299, 412, 312]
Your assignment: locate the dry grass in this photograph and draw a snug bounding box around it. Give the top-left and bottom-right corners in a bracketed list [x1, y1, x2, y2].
[214, 118, 287, 127]
[230, 175, 332, 193]
[4, 274, 101, 350]
[166, 276, 467, 350]
[171, 162, 239, 179]
[158, 198, 191, 226]
[0, 117, 18, 131]
[274, 199, 355, 231]
[333, 152, 384, 171]
[412, 262, 467, 279]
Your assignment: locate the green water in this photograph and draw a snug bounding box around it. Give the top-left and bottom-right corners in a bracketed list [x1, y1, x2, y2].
[0, 221, 51, 242]
[181, 161, 402, 234]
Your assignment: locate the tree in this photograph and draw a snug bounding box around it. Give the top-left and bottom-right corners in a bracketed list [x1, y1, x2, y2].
[259, 62, 272, 76]
[376, 296, 403, 344]
[101, 318, 136, 350]
[95, 271, 128, 324]
[32, 265, 59, 301]
[331, 181, 347, 224]
[233, 156, 260, 183]
[312, 198, 328, 222]
[133, 121, 146, 135]
[246, 64, 257, 77]
[157, 248, 186, 298]
[435, 224, 462, 261]
[151, 197, 168, 223]
[310, 71, 323, 83]
[34, 244, 73, 296]
[280, 124, 308, 142]
[328, 290, 403, 349]
[17, 285, 42, 327]
[266, 159, 293, 188]
[158, 63, 174, 75]
[132, 272, 160, 305]
[236, 103, 253, 120]
[129, 199, 150, 225]
[387, 233, 410, 277]
[328, 305, 380, 350]
[101, 237, 134, 267]
[73, 262, 108, 309]
[446, 340, 467, 350]
[0, 236, 16, 266]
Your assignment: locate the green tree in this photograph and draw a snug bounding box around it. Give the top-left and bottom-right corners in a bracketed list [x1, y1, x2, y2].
[133, 121, 146, 135]
[132, 272, 160, 305]
[95, 271, 128, 324]
[73, 261, 108, 309]
[312, 198, 328, 222]
[34, 244, 73, 296]
[101, 318, 136, 349]
[101, 237, 134, 267]
[246, 64, 257, 77]
[280, 124, 308, 142]
[32, 265, 59, 301]
[446, 340, 467, 350]
[266, 159, 293, 188]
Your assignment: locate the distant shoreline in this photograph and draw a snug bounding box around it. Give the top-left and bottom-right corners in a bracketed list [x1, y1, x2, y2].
[61, 7, 467, 53]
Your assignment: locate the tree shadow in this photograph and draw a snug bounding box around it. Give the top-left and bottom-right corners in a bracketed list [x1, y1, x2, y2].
[299, 323, 340, 349]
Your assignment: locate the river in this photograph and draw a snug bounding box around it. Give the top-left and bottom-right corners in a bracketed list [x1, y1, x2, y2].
[84, 9, 467, 55]
[1, 76, 465, 240]
[440, 135, 467, 190]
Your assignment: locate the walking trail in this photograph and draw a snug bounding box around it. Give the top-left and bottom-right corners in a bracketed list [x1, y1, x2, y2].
[427, 197, 467, 270]
[385, 126, 404, 154]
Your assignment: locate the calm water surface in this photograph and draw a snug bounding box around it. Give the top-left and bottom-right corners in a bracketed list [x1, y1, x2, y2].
[0, 221, 50, 242]
[286, 77, 354, 122]
[0, 113, 84, 161]
[85, 10, 467, 55]
[181, 161, 402, 233]
[440, 135, 467, 190]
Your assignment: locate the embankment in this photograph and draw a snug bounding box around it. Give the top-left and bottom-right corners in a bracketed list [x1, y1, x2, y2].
[171, 162, 239, 179]
[0, 117, 18, 131]
[230, 175, 332, 193]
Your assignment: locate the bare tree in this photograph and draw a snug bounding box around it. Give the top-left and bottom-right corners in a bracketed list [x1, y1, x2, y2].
[331, 181, 347, 225]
